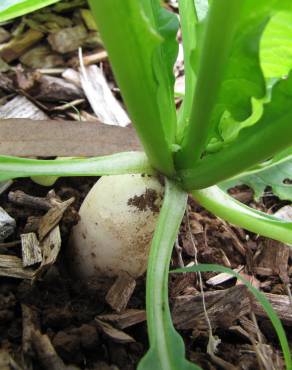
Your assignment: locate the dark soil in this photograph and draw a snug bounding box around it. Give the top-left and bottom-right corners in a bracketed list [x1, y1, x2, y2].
[0, 178, 291, 370]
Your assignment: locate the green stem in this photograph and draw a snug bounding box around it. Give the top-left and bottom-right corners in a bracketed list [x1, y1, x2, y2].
[0, 152, 153, 182]
[179, 112, 292, 190]
[192, 186, 292, 245]
[88, 0, 175, 176]
[176, 0, 243, 168]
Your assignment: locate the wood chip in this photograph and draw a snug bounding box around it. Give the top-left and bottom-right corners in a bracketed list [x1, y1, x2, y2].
[0, 118, 141, 157]
[22, 304, 40, 359]
[95, 319, 135, 343]
[34, 226, 61, 279]
[172, 285, 251, 330]
[251, 293, 292, 326]
[48, 25, 87, 54]
[0, 255, 33, 279]
[79, 63, 130, 126]
[0, 27, 11, 44]
[20, 45, 64, 69]
[0, 96, 48, 120]
[36, 75, 84, 102]
[0, 350, 23, 370]
[106, 272, 136, 313]
[21, 233, 42, 267]
[0, 207, 16, 242]
[206, 265, 244, 286]
[0, 29, 44, 62]
[38, 198, 74, 241]
[32, 330, 67, 370]
[254, 239, 289, 283]
[97, 309, 146, 329]
[0, 181, 12, 196]
[9, 190, 52, 211]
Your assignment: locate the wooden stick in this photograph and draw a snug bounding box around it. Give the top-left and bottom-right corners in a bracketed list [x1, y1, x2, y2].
[0, 118, 141, 157]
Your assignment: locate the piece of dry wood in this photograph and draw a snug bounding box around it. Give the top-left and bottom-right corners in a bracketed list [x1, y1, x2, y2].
[0, 96, 48, 120]
[251, 293, 292, 326]
[254, 239, 289, 283]
[206, 265, 244, 286]
[97, 309, 146, 329]
[0, 29, 44, 62]
[0, 118, 141, 156]
[0, 255, 34, 279]
[21, 233, 42, 267]
[22, 304, 40, 359]
[32, 330, 67, 370]
[38, 198, 74, 241]
[36, 75, 84, 102]
[8, 190, 52, 211]
[34, 226, 62, 279]
[95, 319, 135, 343]
[172, 285, 251, 330]
[0, 350, 23, 370]
[79, 63, 130, 126]
[106, 272, 136, 313]
[0, 207, 16, 242]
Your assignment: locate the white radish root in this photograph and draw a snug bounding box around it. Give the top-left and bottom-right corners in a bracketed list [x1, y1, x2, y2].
[68, 174, 164, 279]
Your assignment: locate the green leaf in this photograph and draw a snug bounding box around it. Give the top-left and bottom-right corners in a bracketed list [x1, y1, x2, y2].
[0, 152, 153, 182]
[191, 186, 292, 245]
[139, 179, 199, 370]
[221, 158, 292, 201]
[88, 0, 175, 176]
[261, 11, 292, 79]
[0, 0, 60, 22]
[176, 0, 292, 169]
[172, 264, 292, 370]
[180, 74, 292, 190]
[176, 0, 244, 167]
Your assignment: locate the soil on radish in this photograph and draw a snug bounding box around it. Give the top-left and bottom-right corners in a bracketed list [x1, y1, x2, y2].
[0, 177, 290, 369]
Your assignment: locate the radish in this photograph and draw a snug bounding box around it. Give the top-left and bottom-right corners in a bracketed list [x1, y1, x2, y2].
[68, 174, 164, 279]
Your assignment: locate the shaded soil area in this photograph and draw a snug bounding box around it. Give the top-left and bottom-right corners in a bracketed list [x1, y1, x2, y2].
[0, 178, 291, 370]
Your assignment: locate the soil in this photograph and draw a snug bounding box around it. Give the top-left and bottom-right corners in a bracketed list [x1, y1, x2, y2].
[0, 178, 291, 370]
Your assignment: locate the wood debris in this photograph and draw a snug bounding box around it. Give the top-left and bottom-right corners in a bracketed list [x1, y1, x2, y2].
[0, 119, 141, 157]
[20, 45, 64, 69]
[0, 96, 48, 120]
[206, 265, 244, 286]
[22, 304, 40, 365]
[106, 272, 136, 313]
[36, 75, 84, 102]
[0, 255, 33, 279]
[97, 309, 146, 329]
[172, 285, 251, 331]
[32, 330, 67, 370]
[21, 233, 42, 267]
[95, 319, 135, 343]
[48, 25, 88, 54]
[9, 190, 52, 211]
[0, 350, 23, 370]
[254, 239, 289, 282]
[0, 27, 11, 44]
[79, 63, 130, 126]
[0, 29, 44, 63]
[0, 207, 16, 242]
[38, 197, 74, 241]
[251, 293, 292, 326]
[34, 226, 61, 279]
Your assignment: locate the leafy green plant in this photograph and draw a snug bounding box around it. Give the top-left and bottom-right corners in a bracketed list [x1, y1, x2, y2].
[1, 0, 292, 369]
